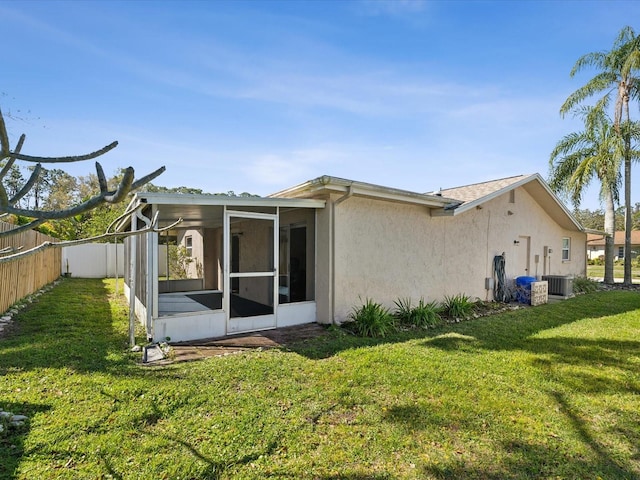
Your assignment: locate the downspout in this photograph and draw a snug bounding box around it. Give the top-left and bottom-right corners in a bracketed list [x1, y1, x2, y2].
[330, 186, 354, 324]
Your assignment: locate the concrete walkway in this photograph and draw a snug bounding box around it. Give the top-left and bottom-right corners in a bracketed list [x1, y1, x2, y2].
[146, 323, 328, 365]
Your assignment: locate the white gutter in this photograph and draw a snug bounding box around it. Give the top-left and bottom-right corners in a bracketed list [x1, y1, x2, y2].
[271, 175, 454, 208]
[330, 186, 354, 324]
[135, 192, 325, 209]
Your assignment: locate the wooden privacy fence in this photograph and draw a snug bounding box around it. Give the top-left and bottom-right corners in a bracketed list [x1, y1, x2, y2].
[0, 221, 61, 314]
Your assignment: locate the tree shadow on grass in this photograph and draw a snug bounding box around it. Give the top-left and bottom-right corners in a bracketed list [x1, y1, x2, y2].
[165, 436, 278, 479]
[290, 291, 640, 360]
[419, 438, 636, 480]
[0, 278, 133, 375]
[381, 398, 638, 480]
[0, 401, 50, 480]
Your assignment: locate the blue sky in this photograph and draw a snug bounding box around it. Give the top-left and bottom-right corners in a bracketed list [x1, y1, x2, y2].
[2, 0, 640, 210]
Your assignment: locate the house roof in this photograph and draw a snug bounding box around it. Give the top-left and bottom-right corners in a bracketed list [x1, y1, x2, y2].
[270, 175, 457, 208]
[273, 173, 583, 231]
[434, 175, 529, 203]
[122, 173, 582, 232]
[587, 231, 640, 246]
[430, 173, 584, 232]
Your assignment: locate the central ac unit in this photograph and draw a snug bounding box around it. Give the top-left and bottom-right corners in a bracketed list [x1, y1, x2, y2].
[541, 275, 573, 297]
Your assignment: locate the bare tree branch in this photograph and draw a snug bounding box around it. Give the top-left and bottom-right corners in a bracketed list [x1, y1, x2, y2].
[9, 141, 118, 163]
[96, 161, 108, 193]
[0, 133, 25, 207]
[103, 166, 134, 204]
[10, 163, 41, 205]
[0, 108, 10, 158]
[0, 218, 48, 238]
[129, 165, 166, 190]
[0, 133, 25, 177]
[0, 163, 166, 224]
[0, 107, 168, 255]
[0, 245, 23, 255]
[0, 217, 183, 264]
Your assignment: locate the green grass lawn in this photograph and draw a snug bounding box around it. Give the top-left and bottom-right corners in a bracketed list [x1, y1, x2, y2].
[587, 264, 640, 280]
[1, 278, 639, 479]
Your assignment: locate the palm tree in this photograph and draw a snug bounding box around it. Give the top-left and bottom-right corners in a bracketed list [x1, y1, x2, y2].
[560, 26, 640, 284]
[549, 108, 623, 284]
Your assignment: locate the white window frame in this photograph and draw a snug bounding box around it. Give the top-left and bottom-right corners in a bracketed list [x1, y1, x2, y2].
[185, 235, 193, 257]
[618, 245, 624, 260]
[562, 237, 570, 261]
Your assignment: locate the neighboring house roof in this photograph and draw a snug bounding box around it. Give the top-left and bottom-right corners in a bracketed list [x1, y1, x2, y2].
[587, 231, 640, 246]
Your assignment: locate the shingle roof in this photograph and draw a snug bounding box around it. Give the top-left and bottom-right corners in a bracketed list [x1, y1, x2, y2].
[435, 175, 530, 204]
[587, 231, 640, 246]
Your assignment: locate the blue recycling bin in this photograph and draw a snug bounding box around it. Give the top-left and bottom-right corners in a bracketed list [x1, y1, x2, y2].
[515, 276, 536, 304]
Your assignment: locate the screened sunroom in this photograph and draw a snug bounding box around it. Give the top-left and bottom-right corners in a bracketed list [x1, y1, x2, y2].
[122, 193, 324, 343]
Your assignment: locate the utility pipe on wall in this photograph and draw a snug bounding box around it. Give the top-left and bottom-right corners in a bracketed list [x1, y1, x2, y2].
[330, 186, 354, 324]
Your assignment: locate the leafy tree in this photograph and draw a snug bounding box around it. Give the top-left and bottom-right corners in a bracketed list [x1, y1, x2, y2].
[43, 169, 78, 210]
[633, 203, 640, 229]
[549, 107, 625, 284]
[573, 208, 605, 230]
[2, 164, 24, 206]
[560, 26, 640, 284]
[142, 183, 206, 195]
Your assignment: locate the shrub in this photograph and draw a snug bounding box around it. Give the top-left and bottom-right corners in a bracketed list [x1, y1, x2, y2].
[441, 293, 475, 321]
[573, 276, 599, 294]
[346, 298, 395, 337]
[393, 297, 414, 325]
[394, 297, 442, 328]
[410, 298, 442, 328]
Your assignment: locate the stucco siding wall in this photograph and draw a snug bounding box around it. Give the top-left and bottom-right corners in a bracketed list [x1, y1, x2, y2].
[178, 229, 204, 279]
[331, 187, 586, 323]
[203, 227, 222, 290]
[333, 197, 446, 322]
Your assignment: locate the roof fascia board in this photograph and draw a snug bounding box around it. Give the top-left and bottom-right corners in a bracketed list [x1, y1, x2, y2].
[522, 173, 584, 231]
[133, 192, 325, 209]
[271, 175, 452, 208]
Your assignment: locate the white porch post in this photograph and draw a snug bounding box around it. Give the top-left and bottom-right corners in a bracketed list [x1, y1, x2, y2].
[128, 214, 137, 348]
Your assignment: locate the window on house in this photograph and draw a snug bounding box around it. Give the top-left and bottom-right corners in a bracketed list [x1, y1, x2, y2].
[185, 235, 193, 257]
[618, 246, 624, 259]
[562, 237, 570, 261]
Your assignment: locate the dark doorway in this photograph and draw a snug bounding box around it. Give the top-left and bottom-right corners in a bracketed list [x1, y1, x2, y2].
[289, 226, 307, 302]
[231, 234, 240, 294]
